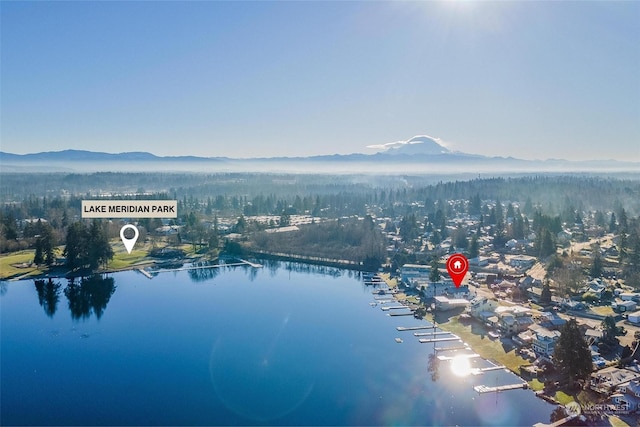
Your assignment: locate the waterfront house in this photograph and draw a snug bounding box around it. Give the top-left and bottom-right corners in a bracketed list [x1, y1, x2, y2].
[494, 305, 533, 335]
[529, 324, 561, 357]
[591, 367, 640, 395]
[401, 264, 430, 285]
[434, 296, 469, 311]
[468, 297, 498, 320]
[538, 312, 567, 330]
[611, 380, 640, 412]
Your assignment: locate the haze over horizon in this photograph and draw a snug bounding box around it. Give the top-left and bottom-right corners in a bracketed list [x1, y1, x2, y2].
[1, 2, 639, 162]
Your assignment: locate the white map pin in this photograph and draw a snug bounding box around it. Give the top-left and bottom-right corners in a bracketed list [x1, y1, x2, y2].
[120, 224, 139, 254]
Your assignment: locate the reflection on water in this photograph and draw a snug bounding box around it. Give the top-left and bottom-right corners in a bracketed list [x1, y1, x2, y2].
[0, 262, 557, 426]
[34, 279, 62, 317]
[63, 275, 116, 320]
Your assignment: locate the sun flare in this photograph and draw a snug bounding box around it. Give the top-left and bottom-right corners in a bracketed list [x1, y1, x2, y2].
[450, 355, 472, 377]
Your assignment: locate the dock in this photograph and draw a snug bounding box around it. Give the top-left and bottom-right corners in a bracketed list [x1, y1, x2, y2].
[434, 345, 470, 352]
[388, 312, 415, 317]
[149, 259, 262, 274]
[136, 268, 153, 279]
[396, 325, 435, 331]
[473, 365, 507, 373]
[418, 337, 462, 343]
[474, 383, 528, 393]
[413, 331, 452, 336]
[381, 305, 410, 311]
[437, 353, 480, 361]
[239, 259, 263, 268]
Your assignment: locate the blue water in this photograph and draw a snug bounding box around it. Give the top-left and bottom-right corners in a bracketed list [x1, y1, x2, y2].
[1, 262, 555, 425]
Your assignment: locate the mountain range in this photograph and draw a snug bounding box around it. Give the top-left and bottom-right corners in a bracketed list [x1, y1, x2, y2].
[1, 137, 638, 174]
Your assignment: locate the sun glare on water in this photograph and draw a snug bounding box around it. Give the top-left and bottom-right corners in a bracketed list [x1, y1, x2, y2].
[449, 355, 472, 377]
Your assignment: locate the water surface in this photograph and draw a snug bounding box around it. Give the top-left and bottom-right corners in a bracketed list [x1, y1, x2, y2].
[1, 262, 555, 425]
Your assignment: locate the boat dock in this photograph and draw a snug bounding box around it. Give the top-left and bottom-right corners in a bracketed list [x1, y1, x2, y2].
[149, 259, 262, 274]
[381, 305, 410, 311]
[396, 325, 435, 331]
[413, 331, 452, 336]
[438, 353, 480, 361]
[474, 365, 507, 373]
[389, 312, 415, 317]
[434, 345, 470, 352]
[136, 268, 153, 279]
[239, 259, 263, 268]
[419, 336, 462, 343]
[474, 383, 528, 393]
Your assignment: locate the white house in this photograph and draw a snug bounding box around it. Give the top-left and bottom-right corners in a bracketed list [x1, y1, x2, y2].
[468, 297, 498, 320]
[401, 264, 430, 284]
[628, 310, 640, 325]
[434, 296, 469, 311]
[530, 324, 561, 357]
[617, 300, 638, 313]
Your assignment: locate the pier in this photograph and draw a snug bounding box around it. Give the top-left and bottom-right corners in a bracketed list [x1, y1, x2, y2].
[149, 259, 262, 274]
[239, 259, 263, 268]
[473, 383, 528, 393]
[136, 268, 153, 279]
[437, 353, 480, 361]
[434, 345, 471, 352]
[413, 331, 452, 336]
[388, 312, 415, 317]
[396, 325, 435, 331]
[419, 336, 462, 343]
[381, 305, 410, 311]
[473, 365, 507, 373]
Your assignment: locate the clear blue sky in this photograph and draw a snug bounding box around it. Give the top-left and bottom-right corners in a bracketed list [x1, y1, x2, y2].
[2, 1, 639, 161]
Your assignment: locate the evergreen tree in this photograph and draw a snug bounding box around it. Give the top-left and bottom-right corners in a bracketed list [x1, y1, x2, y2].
[590, 250, 603, 278]
[609, 212, 617, 233]
[540, 281, 552, 305]
[554, 318, 592, 386]
[601, 316, 622, 347]
[429, 257, 441, 283]
[468, 235, 479, 259]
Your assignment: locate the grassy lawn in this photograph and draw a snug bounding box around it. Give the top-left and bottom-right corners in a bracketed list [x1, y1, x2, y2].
[0, 250, 44, 280]
[107, 241, 154, 270]
[528, 378, 544, 391]
[435, 315, 528, 373]
[554, 390, 574, 405]
[380, 273, 399, 289]
[591, 305, 615, 317]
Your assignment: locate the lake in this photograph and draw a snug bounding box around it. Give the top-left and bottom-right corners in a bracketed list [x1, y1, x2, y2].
[1, 261, 555, 425]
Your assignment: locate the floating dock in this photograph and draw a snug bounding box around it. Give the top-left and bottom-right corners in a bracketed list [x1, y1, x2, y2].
[389, 312, 415, 317]
[434, 345, 470, 352]
[149, 259, 262, 274]
[474, 383, 528, 393]
[396, 325, 435, 331]
[413, 331, 452, 336]
[475, 365, 507, 373]
[437, 353, 480, 361]
[381, 305, 410, 311]
[238, 259, 263, 268]
[136, 268, 153, 279]
[419, 336, 461, 343]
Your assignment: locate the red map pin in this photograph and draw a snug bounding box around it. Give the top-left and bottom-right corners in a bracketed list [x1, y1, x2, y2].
[446, 253, 469, 288]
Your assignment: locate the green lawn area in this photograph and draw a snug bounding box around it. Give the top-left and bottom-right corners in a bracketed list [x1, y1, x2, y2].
[107, 241, 153, 270]
[528, 378, 544, 391]
[0, 250, 44, 280]
[554, 390, 574, 405]
[435, 316, 528, 373]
